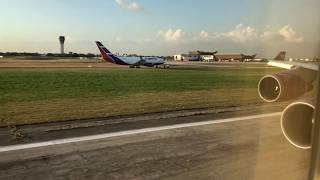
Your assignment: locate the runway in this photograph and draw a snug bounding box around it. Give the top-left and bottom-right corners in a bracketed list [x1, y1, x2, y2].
[0, 112, 281, 153]
[0, 112, 310, 180]
[0, 59, 270, 69]
[0, 60, 120, 68]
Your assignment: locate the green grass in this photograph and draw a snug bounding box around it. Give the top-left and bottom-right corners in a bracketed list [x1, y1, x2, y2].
[0, 67, 281, 126]
[0, 67, 279, 104]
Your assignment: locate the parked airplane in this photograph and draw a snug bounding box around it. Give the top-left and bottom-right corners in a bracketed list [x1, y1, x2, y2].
[240, 51, 286, 62]
[274, 51, 287, 61]
[258, 52, 319, 149]
[95, 41, 167, 68]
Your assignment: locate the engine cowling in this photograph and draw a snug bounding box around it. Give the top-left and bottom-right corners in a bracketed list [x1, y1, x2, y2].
[258, 68, 315, 102]
[281, 98, 315, 149]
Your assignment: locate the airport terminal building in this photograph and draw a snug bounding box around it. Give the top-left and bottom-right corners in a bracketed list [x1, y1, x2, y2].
[174, 51, 218, 61]
[174, 51, 256, 62]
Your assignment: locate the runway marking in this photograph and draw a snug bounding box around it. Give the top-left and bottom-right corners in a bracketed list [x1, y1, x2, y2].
[0, 112, 281, 153]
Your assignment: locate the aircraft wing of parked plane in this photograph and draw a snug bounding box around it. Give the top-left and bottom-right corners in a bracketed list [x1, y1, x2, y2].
[258, 52, 319, 149]
[95, 41, 167, 68]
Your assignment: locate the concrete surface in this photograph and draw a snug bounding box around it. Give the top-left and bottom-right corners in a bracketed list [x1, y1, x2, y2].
[0, 113, 310, 180]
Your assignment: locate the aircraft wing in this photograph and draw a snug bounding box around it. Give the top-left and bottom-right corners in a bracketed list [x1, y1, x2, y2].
[268, 60, 319, 71]
[259, 58, 319, 149]
[132, 57, 146, 66]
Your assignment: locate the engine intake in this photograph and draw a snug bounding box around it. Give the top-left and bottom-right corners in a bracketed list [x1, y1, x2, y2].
[258, 68, 315, 102]
[281, 98, 315, 149]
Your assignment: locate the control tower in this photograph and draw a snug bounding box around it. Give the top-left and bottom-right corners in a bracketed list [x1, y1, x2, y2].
[59, 36, 65, 54]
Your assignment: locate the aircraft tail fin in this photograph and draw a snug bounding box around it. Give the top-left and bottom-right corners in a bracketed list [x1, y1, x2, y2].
[95, 41, 114, 63]
[274, 51, 286, 61]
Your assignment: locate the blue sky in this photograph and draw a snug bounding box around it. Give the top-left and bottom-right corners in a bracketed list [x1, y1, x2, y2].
[0, 0, 319, 58]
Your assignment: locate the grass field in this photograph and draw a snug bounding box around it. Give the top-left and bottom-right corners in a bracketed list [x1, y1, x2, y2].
[0, 66, 281, 126]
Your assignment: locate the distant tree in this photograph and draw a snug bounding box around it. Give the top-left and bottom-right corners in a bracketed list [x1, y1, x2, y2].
[86, 53, 95, 57]
[72, 53, 79, 57]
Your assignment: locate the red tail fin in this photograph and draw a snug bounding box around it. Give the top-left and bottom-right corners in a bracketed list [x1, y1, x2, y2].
[95, 41, 114, 63]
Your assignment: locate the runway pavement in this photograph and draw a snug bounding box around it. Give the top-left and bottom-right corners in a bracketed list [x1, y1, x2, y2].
[0, 113, 310, 180]
[0, 60, 269, 69]
[0, 61, 120, 68]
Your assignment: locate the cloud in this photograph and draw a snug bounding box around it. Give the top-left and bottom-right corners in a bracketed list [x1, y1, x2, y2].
[195, 24, 304, 44]
[142, 38, 153, 43]
[135, 38, 153, 43]
[260, 25, 304, 43]
[115, 36, 122, 42]
[260, 31, 276, 41]
[115, 0, 146, 12]
[158, 28, 186, 42]
[199, 31, 209, 39]
[278, 25, 304, 43]
[214, 24, 258, 43]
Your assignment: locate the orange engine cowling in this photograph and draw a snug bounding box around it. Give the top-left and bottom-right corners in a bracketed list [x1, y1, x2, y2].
[258, 68, 315, 102]
[281, 98, 315, 149]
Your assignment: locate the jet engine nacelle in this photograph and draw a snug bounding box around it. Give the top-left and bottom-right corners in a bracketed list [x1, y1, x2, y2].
[281, 98, 315, 149]
[258, 68, 315, 102]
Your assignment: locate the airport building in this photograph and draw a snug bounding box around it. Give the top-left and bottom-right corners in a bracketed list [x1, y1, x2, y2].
[174, 51, 256, 62]
[215, 54, 256, 62]
[189, 51, 218, 61]
[174, 51, 218, 61]
[173, 54, 188, 61]
[215, 54, 242, 61]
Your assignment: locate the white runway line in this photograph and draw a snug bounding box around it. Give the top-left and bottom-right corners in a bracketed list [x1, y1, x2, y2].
[0, 112, 281, 153]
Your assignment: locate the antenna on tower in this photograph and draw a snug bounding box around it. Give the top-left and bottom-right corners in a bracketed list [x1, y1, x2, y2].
[59, 36, 65, 54]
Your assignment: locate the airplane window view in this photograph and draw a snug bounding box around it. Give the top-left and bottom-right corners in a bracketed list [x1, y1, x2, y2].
[0, 0, 319, 179]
